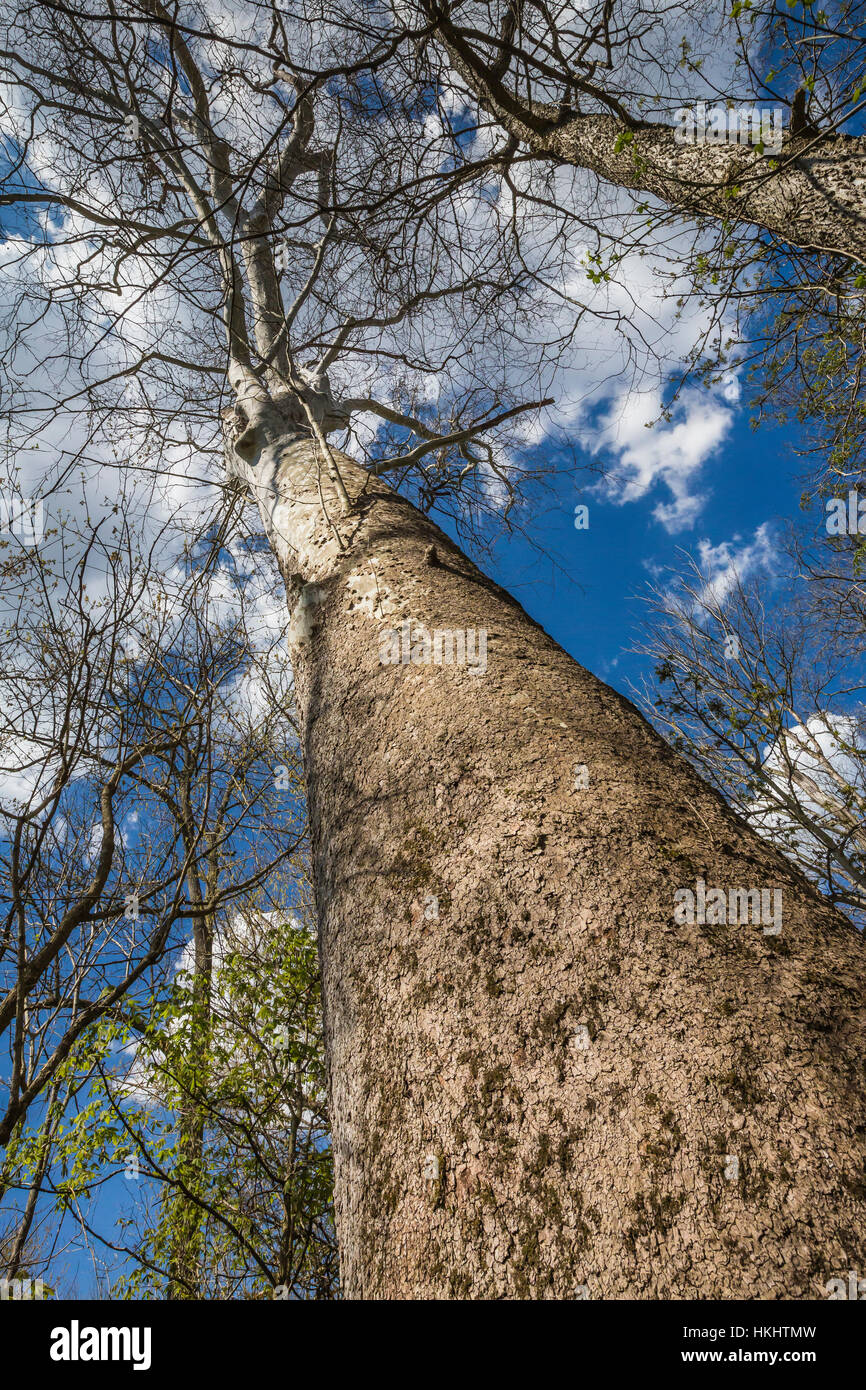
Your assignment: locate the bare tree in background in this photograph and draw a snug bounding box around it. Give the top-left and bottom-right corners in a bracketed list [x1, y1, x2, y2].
[0, 511, 307, 1293]
[636, 537, 866, 925]
[1, 0, 866, 1300]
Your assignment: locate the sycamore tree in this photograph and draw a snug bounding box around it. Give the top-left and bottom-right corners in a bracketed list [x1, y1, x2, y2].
[418, 1, 866, 264]
[2, 0, 866, 1300]
[418, 1, 866, 508]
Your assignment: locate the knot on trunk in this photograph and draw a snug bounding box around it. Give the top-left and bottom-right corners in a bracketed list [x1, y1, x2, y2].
[222, 370, 348, 481]
[222, 397, 309, 488]
[294, 368, 351, 435]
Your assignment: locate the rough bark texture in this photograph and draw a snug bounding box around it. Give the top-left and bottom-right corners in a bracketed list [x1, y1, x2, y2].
[231, 420, 866, 1299]
[546, 119, 866, 267]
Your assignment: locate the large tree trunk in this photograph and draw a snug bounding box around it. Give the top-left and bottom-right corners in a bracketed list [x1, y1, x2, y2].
[537, 117, 866, 267]
[230, 416, 866, 1299]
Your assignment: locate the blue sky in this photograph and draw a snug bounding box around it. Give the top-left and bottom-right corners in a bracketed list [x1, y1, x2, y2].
[462, 402, 799, 706]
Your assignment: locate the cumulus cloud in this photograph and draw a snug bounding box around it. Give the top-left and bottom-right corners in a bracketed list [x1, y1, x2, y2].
[643, 521, 778, 632]
[749, 713, 866, 913]
[584, 386, 733, 532]
[759, 714, 864, 808]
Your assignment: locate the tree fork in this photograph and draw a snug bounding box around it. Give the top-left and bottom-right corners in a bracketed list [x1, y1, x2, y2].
[230, 416, 866, 1299]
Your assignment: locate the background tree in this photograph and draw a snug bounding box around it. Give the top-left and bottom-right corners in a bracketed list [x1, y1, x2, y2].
[417, 1, 866, 515]
[417, 0, 866, 263]
[42, 894, 336, 1300]
[636, 535, 866, 926]
[0, 508, 309, 1294]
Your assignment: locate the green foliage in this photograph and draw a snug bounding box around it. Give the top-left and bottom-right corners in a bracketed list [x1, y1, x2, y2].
[49, 910, 337, 1299]
[751, 270, 866, 509]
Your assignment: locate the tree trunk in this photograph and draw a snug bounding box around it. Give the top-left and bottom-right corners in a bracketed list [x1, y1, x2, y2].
[230, 417, 866, 1299]
[167, 848, 214, 1299]
[544, 118, 866, 267]
[426, 17, 866, 266]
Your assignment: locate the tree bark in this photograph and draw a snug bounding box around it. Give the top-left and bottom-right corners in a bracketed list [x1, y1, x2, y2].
[230, 416, 866, 1299]
[545, 118, 866, 267]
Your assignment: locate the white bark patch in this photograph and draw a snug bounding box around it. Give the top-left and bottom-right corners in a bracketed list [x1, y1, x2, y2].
[346, 562, 396, 619]
[287, 583, 324, 647]
[269, 497, 322, 572]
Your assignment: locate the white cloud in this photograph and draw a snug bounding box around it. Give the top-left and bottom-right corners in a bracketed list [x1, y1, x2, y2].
[0, 733, 59, 813]
[749, 713, 866, 912]
[760, 714, 863, 802]
[583, 386, 733, 533]
[692, 523, 776, 609]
